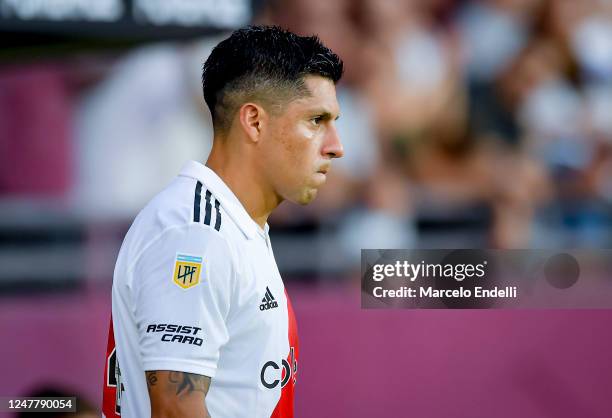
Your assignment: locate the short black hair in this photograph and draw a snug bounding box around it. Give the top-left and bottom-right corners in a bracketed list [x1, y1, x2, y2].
[202, 25, 343, 132]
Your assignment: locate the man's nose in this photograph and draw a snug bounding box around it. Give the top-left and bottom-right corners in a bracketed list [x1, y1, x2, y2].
[322, 124, 344, 159]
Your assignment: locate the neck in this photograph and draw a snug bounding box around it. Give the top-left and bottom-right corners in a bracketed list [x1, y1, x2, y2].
[205, 137, 281, 229]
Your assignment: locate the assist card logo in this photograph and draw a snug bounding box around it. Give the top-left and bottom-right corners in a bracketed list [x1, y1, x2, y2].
[173, 254, 203, 289]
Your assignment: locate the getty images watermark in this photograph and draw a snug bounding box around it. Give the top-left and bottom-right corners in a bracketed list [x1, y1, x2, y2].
[361, 250, 612, 309]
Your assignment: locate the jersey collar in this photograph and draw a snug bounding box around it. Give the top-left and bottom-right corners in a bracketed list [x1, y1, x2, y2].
[179, 160, 266, 240]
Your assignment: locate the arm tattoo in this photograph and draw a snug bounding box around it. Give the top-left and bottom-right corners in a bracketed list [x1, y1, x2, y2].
[168, 372, 210, 396]
[146, 371, 158, 387]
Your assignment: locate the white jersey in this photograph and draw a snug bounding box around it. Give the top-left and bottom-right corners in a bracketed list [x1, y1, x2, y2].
[102, 161, 299, 418]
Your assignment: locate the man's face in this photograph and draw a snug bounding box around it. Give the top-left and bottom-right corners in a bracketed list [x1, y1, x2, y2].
[259, 75, 344, 205]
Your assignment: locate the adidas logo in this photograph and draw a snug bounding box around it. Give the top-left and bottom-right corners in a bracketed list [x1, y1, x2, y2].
[259, 287, 278, 311]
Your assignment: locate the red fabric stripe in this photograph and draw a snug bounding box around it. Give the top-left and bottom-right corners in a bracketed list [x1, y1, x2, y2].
[102, 316, 120, 416]
[271, 290, 299, 418]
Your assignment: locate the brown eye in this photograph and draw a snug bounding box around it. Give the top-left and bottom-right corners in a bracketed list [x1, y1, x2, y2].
[310, 116, 323, 126]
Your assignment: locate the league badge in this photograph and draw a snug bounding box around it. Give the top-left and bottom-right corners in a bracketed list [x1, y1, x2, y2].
[173, 253, 203, 289]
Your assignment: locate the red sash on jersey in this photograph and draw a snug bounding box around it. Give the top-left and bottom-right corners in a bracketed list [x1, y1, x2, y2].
[102, 316, 122, 417]
[271, 290, 299, 418]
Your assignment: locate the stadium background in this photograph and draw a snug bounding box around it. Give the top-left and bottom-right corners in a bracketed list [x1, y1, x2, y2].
[1, 0, 612, 416]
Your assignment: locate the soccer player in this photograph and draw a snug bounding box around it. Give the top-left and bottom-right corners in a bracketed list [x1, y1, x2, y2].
[102, 26, 344, 418]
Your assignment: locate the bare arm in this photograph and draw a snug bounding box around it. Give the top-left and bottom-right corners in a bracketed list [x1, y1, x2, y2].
[146, 371, 212, 418]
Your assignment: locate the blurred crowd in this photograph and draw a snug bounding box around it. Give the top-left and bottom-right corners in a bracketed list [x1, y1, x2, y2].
[261, 0, 612, 253]
[1, 0, 612, 278]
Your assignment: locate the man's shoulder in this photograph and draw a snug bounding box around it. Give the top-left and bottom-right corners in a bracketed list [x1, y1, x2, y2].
[117, 177, 241, 279]
[131, 176, 243, 251]
[129, 176, 196, 236]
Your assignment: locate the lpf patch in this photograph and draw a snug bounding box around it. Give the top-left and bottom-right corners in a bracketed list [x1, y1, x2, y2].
[173, 254, 203, 289]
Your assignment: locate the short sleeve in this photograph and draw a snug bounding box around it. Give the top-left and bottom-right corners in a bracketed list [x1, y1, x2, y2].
[131, 223, 234, 378]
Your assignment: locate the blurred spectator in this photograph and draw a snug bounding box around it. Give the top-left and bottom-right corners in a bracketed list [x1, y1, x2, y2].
[72, 40, 220, 221]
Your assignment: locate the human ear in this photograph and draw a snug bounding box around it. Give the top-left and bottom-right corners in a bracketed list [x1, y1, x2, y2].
[238, 103, 266, 143]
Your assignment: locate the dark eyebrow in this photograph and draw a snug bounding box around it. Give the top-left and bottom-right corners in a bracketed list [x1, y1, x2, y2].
[313, 111, 340, 121]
